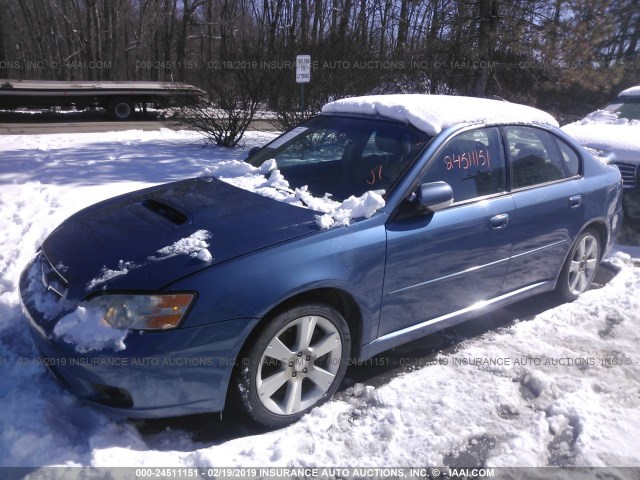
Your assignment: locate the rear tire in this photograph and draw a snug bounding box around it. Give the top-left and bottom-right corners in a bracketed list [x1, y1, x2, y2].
[108, 98, 134, 120]
[556, 229, 601, 302]
[234, 303, 350, 427]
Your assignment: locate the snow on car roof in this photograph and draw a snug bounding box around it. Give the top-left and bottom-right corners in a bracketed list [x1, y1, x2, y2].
[322, 94, 559, 136]
[619, 85, 640, 97]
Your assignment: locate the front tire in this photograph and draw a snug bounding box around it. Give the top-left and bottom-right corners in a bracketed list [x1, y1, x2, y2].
[556, 229, 601, 301]
[235, 303, 350, 427]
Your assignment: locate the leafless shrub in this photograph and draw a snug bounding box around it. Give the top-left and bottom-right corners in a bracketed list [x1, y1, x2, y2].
[177, 69, 263, 147]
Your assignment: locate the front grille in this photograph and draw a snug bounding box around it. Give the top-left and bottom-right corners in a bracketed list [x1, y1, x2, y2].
[40, 254, 69, 298]
[613, 162, 638, 189]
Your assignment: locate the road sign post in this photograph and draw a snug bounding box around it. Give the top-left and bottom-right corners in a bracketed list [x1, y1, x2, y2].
[296, 55, 311, 112]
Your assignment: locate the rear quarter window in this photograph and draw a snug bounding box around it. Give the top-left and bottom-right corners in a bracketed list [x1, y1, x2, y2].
[554, 137, 581, 177]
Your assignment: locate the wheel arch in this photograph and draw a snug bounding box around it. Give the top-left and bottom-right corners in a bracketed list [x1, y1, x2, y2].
[559, 219, 609, 270]
[237, 287, 364, 363]
[224, 286, 364, 417]
[552, 219, 608, 293]
[579, 219, 609, 260]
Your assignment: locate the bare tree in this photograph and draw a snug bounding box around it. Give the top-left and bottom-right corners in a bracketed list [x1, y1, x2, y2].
[177, 63, 264, 147]
[0, 0, 637, 121]
[471, 0, 499, 97]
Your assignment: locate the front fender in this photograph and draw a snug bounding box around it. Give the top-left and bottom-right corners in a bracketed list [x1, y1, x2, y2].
[166, 214, 389, 346]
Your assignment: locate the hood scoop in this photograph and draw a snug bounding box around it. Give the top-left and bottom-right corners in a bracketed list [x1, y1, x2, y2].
[141, 199, 190, 226]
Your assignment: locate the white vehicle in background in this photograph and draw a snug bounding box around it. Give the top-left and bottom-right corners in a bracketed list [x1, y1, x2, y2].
[562, 86, 640, 221]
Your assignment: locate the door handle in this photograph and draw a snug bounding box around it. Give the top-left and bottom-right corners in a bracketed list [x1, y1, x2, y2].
[569, 195, 582, 208]
[490, 213, 509, 230]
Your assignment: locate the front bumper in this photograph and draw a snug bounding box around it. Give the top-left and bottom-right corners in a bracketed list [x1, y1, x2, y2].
[19, 256, 259, 418]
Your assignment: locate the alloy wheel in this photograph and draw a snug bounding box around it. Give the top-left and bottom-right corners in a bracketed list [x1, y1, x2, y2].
[567, 233, 599, 295]
[256, 314, 343, 415]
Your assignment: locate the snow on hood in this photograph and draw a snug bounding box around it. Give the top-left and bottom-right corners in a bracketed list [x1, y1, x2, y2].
[316, 191, 386, 229]
[150, 229, 213, 263]
[203, 158, 386, 229]
[322, 94, 559, 136]
[87, 230, 213, 290]
[562, 111, 640, 160]
[86, 260, 137, 291]
[619, 85, 640, 97]
[200, 158, 300, 206]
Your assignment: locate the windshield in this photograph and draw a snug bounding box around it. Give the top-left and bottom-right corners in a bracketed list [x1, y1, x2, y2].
[603, 97, 640, 121]
[247, 116, 431, 202]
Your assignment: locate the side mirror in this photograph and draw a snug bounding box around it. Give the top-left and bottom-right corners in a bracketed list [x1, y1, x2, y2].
[416, 181, 454, 211]
[246, 146, 261, 160]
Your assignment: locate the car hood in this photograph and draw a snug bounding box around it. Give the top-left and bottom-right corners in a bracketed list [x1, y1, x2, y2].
[562, 121, 640, 163]
[41, 177, 319, 302]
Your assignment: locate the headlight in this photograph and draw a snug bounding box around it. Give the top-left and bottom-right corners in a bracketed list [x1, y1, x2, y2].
[86, 293, 194, 331]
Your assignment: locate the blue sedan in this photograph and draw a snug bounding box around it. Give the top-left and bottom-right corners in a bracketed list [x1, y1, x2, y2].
[20, 95, 623, 427]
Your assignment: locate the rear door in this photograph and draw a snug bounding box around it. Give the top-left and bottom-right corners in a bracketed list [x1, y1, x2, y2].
[379, 127, 515, 337]
[501, 125, 585, 292]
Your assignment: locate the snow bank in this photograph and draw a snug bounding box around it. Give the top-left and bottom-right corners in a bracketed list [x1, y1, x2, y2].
[0, 128, 204, 152]
[323, 95, 559, 136]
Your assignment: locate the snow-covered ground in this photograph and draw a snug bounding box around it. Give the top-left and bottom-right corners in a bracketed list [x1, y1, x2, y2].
[1, 128, 639, 468]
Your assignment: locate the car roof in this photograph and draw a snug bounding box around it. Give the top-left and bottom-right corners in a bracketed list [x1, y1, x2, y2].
[618, 85, 640, 97]
[322, 94, 559, 136]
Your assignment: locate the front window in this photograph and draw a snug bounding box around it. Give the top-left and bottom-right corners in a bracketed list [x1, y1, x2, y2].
[421, 127, 506, 203]
[247, 116, 431, 202]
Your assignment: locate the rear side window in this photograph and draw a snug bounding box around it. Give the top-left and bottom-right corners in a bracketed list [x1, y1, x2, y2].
[555, 138, 581, 177]
[422, 127, 506, 203]
[504, 126, 567, 189]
